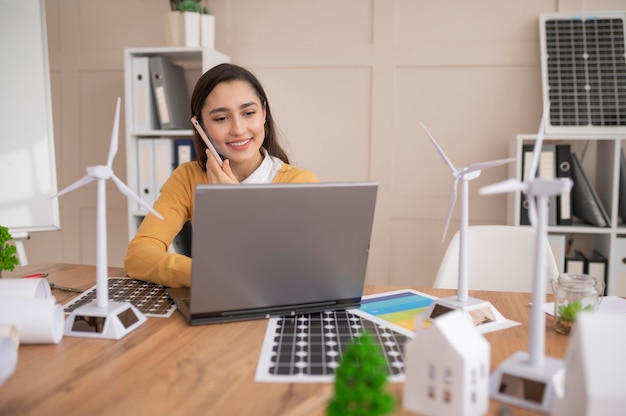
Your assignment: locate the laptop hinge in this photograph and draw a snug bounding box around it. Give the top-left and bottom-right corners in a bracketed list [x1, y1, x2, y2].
[221, 300, 338, 317]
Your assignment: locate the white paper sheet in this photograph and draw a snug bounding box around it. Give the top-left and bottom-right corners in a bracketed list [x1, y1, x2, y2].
[0, 334, 18, 386]
[0, 298, 63, 344]
[0, 278, 51, 299]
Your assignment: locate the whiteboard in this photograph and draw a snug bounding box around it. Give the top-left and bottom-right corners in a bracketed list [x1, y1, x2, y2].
[0, 0, 59, 234]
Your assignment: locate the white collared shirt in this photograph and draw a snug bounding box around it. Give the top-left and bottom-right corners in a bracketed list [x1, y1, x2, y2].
[241, 148, 284, 184]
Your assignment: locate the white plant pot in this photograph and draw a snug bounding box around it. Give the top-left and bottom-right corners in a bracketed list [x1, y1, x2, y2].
[200, 14, 215, 48]
[164, 11, 200, 47]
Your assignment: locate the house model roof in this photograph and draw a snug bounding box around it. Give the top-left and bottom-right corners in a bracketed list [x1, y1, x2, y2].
[417, 311, 489, 356]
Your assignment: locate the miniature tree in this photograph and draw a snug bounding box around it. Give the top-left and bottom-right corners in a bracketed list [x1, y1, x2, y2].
[327, 330, 395, 416]
[0, 226, 19, 276]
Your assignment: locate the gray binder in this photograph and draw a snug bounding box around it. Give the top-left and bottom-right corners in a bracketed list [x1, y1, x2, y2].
[148, 56, 190, 130]
[571, 152, 610, 227]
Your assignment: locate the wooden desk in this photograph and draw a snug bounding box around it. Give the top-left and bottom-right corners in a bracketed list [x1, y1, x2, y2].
[0, 263, 569, 416]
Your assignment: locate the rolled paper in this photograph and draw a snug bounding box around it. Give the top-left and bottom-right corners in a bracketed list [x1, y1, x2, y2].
[0, 335, 18, 386]
[0, 298, 64, 344]
[0, 324, 19, 348]
[0, 278, 52, 299]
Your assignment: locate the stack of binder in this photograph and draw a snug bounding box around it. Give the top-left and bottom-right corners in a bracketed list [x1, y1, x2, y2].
[521, 143, 611, 228]
[137, 138, 176, 210]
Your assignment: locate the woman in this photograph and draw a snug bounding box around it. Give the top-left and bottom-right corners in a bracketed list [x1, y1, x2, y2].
[124, 63, 318, 287]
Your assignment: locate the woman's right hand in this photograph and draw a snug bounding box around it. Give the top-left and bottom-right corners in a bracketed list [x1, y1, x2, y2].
[205, 149, 238, 184]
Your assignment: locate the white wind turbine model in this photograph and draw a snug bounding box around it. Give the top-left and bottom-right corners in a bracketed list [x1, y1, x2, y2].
[52, 97, 163, 340]
[420, 123, 516, 332]
[479, 112, 571, 413]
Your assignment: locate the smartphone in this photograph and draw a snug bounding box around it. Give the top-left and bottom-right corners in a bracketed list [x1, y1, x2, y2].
[191, 116, 223, 166]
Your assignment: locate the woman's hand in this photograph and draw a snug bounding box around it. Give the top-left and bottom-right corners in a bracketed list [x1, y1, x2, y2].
[205, 149, 238, 184]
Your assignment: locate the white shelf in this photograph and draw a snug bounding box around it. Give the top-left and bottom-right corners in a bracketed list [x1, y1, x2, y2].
[123, 47, 230, 243]
[507, 134, 626, 296]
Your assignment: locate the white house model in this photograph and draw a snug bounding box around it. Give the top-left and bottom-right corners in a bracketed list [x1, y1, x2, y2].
[552, 312, 626, 416]
[403, 310, 491, 416]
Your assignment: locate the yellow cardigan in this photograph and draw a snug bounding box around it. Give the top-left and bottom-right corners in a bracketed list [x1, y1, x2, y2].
[124, 161, 318, 287]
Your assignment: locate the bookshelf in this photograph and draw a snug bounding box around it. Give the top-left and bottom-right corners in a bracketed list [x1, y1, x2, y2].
[507, 134, 626, 296]
[123, 47, 230, 243]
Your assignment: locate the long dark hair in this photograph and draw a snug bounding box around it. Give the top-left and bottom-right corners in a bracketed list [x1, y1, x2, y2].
[190, 63, 289, 171]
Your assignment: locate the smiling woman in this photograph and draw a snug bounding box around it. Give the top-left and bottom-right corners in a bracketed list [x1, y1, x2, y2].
[124, 63, 319, 288]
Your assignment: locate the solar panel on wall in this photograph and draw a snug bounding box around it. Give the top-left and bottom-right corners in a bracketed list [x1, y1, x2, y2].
[540, 12, 626, 134]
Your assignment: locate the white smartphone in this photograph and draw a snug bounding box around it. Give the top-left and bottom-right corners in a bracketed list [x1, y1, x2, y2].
[191, 116, 223, 166]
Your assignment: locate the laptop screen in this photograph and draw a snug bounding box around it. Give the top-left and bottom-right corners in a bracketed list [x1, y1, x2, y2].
[187, 182, 378, 322]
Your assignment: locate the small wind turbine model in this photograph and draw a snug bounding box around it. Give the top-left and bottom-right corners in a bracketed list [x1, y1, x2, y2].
[52, 97, 163, 340]
[479, 112, 571, 413]
[420, 123, 515, 331]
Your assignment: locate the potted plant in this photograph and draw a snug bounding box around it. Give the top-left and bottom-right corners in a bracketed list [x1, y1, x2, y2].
[165, 1, 214, 48]
[554, 300, 593, 335]
[0, 226, 19, 277]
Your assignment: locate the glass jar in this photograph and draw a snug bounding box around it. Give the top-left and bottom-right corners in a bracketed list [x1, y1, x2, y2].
[551, 273, 604, 335]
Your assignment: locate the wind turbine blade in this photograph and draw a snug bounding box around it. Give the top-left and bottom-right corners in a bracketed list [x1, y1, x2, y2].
[465, 157, 516, 174]
[110, 174, 164, 220]
[51, 175, 95, 198]
[420, 122, 456, 172]
[442, 178, 458, 241]
[527, 109, 547, 181]
[479, 178, 526, 195]
[106, 97, 121, 169]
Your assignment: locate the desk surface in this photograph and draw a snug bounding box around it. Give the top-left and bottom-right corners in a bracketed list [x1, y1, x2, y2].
[0, 263, 569, 416]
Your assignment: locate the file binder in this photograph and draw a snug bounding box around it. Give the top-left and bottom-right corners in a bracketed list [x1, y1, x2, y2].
[519, 145, 533, 225]
[586, 250, 608, 295]
[619, 148, 626, 222]
[555, 144, 573, 225]
[539, 144, 558, 226]
[571, 152, 611, 227]
[564, 250, 586, 274]
[137, 139, 156, 209]
[153, 139, 174, 198]
[130, 57, 158, 131]
[174, 139, 196, 167]
[149, 56, 190, 130]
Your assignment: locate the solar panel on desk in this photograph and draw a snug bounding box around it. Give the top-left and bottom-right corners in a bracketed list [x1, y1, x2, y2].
[62, 278, 176, 318]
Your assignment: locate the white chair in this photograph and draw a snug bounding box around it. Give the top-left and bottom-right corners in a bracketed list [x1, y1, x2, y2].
[433, 225, 560, 293]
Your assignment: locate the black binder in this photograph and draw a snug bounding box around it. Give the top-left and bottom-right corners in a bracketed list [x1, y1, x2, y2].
[571, 152, 611, 227]
[619, 148, 626, 222]
[555, 144, 573, 225]
[564, 250, 586, 274]
[149, 56, 190, 130]
[587, 250, 608, 295]
[519, 144, 534, 225]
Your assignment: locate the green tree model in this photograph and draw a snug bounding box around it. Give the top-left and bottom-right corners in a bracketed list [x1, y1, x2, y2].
[0, 226, 19, 276]
[327, 330, 395, 416]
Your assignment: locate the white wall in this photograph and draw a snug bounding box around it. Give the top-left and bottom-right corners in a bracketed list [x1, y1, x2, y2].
[23, 0, 625, 286]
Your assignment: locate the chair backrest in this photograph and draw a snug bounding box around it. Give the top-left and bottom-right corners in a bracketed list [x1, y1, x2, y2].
[433, 225, 560, 293]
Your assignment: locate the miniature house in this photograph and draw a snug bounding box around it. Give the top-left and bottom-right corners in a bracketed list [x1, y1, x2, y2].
[552, 312, 626, 416]
[403, 310, 490, 416]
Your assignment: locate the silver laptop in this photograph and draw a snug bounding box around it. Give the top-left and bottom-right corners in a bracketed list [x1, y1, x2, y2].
[167, 182, 378, 325]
